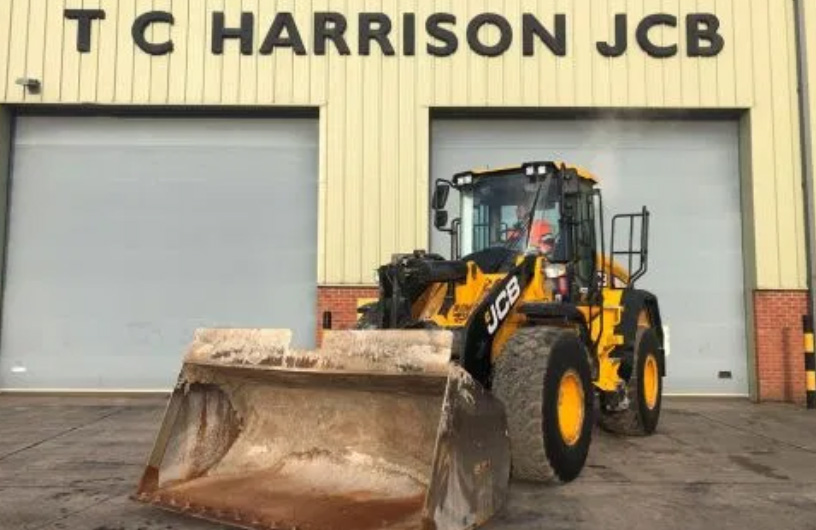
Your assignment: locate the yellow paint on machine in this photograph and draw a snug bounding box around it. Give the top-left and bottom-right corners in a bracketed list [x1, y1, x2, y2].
[0, 0, 811, 288]
[356, 297, 379, 321]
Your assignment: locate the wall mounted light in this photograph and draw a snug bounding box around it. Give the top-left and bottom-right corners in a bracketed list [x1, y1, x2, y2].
[15, 77, 41, 94]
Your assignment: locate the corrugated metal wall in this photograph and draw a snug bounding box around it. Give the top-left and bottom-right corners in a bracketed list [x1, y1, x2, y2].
[0, 0, 808, 288]
[807, 0, 816, 268]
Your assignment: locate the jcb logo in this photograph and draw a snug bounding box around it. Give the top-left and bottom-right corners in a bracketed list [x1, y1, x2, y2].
[486, 276, 521, 335]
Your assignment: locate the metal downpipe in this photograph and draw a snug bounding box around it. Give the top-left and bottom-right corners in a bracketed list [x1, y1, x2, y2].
[794, 0, 816, 406]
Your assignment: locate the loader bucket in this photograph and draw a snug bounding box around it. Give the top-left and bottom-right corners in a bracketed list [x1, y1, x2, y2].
[134, 329, 510, 530]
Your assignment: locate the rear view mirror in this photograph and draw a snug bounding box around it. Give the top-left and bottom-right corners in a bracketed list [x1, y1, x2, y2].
[432, 181, 451, 210]
[434, 210, 449, 229]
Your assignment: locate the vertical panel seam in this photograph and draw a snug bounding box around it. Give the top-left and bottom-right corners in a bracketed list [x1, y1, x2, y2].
[198, 0, 207, 102]
[376, 0, 382, 262]
[627, 0, 634, 103]
[61, 0, 68, 101]
[658, 0, 664, 105]
[253, 0, 259, 104]
[729, 0, 736, 104]
[131, 0, 138, 103]
[591, 0, 597, 104]
[766, 0, 782, 286]
[165, 0, 173, 103]
[466, 0, 472, 103]
[73, 0, 82, 101]
[502, 0, 508, 106]
[748, 0, 754, 104]
[786, 0, 804, 286]
[395, 0, 402, 253]
[411, 0, 417, 245]
[216, 0, 223, 103]
[0, 0, 10, 101]
[77, 0, 85, 101]
[150, 0, 156, 102]
[183, 0, 191, 103]
[34, 0, 47, 103]
[339, 0, 346, 280]
[695, 0, 701, 106]
[234, 0, 244, 105]
[95, 0, 104, 102]
[321, 105, 329, 283]
[640, 0, 646, 104]
[111, 0, 120, 102]
[22, 0, 31, 102]
[41, 0, 49, 100]
[714, 0, 721, 106]
[775, 0, 797, 286]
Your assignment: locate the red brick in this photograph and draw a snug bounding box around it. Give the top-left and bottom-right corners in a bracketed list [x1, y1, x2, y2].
[315, 286, 379, 344]
[754, 290, 809, 404]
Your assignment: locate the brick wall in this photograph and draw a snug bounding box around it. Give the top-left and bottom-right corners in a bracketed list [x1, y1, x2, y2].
[316, 286, 379, 343]
[754, 290, 809, 403]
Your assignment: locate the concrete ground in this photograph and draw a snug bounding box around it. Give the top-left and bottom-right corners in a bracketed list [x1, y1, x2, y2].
[1, 396, 816, 530]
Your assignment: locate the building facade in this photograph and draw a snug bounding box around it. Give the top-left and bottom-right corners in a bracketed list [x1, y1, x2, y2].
[0, 0, 814, 402]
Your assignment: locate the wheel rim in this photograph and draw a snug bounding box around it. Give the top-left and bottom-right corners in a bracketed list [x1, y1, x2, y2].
[643, 354, 659, 410]
[557, 370, 585, 446]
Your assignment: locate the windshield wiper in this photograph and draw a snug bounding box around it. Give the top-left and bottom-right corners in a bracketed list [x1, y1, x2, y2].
[499, 174, 553, 267]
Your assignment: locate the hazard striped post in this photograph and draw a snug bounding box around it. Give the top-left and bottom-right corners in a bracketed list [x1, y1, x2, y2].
[805, 315, 816, 409]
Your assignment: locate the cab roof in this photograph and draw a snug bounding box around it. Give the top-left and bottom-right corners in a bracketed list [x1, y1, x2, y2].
[456, 161, 599, 183]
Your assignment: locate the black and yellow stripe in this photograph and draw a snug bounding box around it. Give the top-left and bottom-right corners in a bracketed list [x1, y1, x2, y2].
[805, 315, 815, 409]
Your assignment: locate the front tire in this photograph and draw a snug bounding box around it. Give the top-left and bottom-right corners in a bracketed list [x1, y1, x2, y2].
[493, 327, 594, 482]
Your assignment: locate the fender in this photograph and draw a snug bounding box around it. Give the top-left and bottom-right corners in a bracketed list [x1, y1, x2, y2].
[459, 254, 537, 387]
[613, 288, 666, 377]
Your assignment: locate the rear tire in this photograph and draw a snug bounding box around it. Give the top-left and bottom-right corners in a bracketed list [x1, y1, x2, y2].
[492, 326, 594, 482]
[599, 327, 663, 436]
[354, 303, 381, 329]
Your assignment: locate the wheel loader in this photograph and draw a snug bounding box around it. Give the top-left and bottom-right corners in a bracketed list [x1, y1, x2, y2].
[134, 161, 666, 530]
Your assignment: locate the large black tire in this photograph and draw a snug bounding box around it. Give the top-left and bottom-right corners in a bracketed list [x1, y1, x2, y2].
[492, 327, 594, 482]
[599, 327, 663, 436]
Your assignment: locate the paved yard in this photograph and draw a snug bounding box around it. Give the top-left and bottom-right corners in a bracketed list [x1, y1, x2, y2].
[1, 396, 816, 530]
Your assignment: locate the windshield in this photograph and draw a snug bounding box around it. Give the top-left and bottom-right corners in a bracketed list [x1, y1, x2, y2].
[459, 172, 562, 257]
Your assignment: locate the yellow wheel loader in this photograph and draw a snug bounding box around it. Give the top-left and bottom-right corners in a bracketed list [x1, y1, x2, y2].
[135, 161, 666, 530]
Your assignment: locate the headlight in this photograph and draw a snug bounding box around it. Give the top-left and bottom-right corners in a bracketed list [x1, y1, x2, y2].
[544, 263, 567, 278]
[454, 174, 473, 186]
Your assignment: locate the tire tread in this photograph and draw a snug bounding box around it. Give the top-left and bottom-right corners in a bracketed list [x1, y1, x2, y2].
[493, 327, 562, 481]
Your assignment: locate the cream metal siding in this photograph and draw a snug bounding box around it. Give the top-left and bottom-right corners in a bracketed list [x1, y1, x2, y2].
[0, 0, 809, 287]
[807, 0, 816, 237]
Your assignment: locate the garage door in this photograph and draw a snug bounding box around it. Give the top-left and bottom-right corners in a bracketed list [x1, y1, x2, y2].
[0, 116, 318, 390]
[431, 119, 747, 396]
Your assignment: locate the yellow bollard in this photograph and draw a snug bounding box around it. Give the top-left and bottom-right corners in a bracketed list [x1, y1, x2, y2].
[804, 315, 815, 409]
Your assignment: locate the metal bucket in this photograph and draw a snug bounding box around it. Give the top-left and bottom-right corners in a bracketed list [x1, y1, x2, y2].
[134, 329, 510, 530]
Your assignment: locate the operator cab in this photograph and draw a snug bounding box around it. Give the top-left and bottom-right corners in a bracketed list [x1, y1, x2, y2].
[432, 161, 601, 300]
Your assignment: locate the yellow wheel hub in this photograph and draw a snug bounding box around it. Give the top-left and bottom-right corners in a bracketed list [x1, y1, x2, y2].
[643, 354, 659, 410]
[557, 370, 585, 446]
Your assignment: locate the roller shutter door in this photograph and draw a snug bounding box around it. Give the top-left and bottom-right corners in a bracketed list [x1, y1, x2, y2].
[0, 116, 318, 390]
[431, 119, 747, 395]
